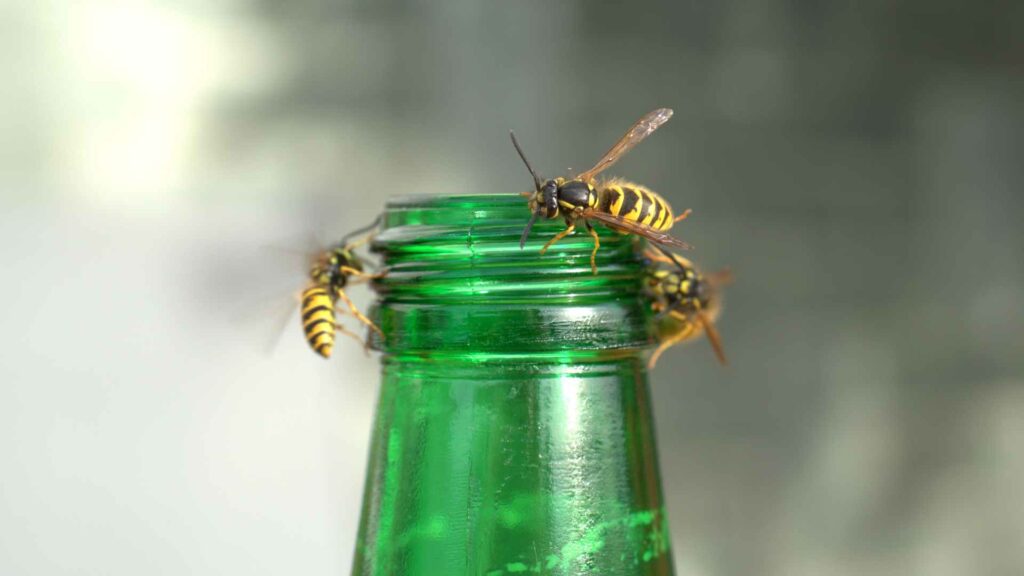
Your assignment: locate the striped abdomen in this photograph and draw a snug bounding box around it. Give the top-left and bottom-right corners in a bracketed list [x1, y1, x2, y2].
[301, 286, 336, 358]
[597, 180, 674, 231]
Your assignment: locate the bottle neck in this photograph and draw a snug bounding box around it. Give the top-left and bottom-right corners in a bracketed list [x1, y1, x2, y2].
[354, 358, 673, 575]
[369, 194, 650, 355]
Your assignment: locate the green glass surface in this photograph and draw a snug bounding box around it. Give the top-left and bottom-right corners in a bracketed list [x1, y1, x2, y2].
[353, 195, 673, 575]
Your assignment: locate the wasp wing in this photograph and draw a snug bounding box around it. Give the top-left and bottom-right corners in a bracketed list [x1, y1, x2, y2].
[705, 268, 735, 288]
[649, 242, 696, 269]
[576, 108, 674, 182]
[583, 208, 693, 250]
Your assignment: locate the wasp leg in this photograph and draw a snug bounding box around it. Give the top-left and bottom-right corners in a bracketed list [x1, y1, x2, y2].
[673, 208, 693, 223]
[344, 232, 376, 251]
[339, 266, 386, 280]
[653, 305, 674, 321]
[647, 324, 697, 370]
[539, 222, 576, 255]
[340, 215, 382, 250]
[585, 220, 600, 275]
[642, 248, 694, 268]
[334, 287, 383, 337]
[696, 311, 728, 366]
[340, 266, 387, 287]
[643, 249, 676, 264]
[334, 321, 371, 356]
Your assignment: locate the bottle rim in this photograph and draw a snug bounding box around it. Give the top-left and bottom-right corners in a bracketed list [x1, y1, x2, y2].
[368, 194, 652, 354]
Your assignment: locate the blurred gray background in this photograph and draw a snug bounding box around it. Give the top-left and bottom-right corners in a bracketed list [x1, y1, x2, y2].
[1, 1, 1022, 575]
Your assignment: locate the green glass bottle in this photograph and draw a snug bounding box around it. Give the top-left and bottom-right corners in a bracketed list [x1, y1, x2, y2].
[352, 195, 673, 575]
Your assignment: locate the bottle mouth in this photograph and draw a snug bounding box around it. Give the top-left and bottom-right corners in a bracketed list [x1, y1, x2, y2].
[371, 194, 644, 303]
[368, 194, 651, 354]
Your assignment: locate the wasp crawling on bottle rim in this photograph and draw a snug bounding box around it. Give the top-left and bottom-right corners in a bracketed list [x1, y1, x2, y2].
[299, 216, 385, 358]
[645, 244, 732, 369]
[511, 108, 694, 274]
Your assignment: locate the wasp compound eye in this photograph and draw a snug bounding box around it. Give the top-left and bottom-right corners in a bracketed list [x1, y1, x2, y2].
[542, 181, 559, 217]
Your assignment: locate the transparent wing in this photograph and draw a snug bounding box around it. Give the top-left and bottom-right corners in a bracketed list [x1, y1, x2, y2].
[263, 294, 301, 356]
[577, 108, 673, 182]
[583, 209, 693, 250]
[648, 243, 695, 269]
[226, 286, 303, 357]
[705, 268, 735, 288]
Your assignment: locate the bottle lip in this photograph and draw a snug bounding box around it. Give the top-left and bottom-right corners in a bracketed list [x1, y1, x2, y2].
[375, 194, 537, 239]
[368, 194, 651, 354]
[383, 193, 520, 210]
[371, 193, 644, 301]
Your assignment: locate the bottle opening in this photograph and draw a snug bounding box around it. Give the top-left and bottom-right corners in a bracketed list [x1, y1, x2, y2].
[369, 194, 651, 355]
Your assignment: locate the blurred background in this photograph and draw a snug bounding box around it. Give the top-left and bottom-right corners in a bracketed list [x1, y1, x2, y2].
[1, 1, 1022, 574]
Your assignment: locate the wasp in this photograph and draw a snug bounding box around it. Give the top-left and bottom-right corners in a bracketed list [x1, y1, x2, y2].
[645, 244, 732, 369]
[510, 108, 693, 274]
[300, 217, 384, 358]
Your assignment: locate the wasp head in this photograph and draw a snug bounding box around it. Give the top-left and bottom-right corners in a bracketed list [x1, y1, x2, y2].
[528, 179, 561, 219]
[688, 275, 713, 311]
[310, 250, 352, 290]
[510, 130, 565, 248]
[309, 257, 331, 287]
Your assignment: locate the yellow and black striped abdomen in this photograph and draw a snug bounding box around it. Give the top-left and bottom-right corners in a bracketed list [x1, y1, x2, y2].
[597, 180, 674, 231]
[301, 286, 336, 358]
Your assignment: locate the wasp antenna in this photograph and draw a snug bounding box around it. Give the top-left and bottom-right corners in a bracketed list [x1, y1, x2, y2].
[652, 243, 688, 272]
[519, 210, 541, 249]
[707, 268, 735, 288]
[340, 214, 383, 247]
[510, 130, 542, 191]
[674, 209, 692, 224]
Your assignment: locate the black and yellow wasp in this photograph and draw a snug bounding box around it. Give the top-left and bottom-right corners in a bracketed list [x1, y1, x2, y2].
[645, 244, 732, 369]
[299, 217, 384, 358]
[510, 108, 693, 274]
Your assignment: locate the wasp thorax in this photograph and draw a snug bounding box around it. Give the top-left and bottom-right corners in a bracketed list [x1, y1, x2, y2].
[310, 251, 341, 287]
[557, 180, 592, 210]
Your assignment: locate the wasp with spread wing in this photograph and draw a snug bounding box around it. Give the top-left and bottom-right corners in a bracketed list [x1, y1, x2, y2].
[645, 245, 732, 369]
[299, 217, 384, 358]
[510, 108, 693, 274]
